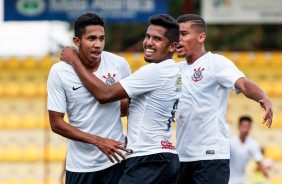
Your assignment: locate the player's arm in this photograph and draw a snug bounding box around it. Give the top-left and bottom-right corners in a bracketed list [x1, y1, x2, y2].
[256, 161, 269, 178]
[60, 46, 128, 104]
[120, 98, 129, 117]
[235, 78, 273, 128]
[48, 110, 130, 163]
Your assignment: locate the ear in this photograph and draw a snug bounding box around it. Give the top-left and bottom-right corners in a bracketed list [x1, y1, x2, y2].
[198, 32, 206, 43]
[169, 42, 178, 53]
[73, 37, 80, 47]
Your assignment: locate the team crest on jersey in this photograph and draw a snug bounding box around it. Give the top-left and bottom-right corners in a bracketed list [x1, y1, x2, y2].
[103, 73, 116, 85]
[191, 67, 205, 82]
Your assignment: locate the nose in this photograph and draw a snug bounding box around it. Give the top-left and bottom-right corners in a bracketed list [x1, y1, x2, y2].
[94, 40, 103, 48]
[179, 36, 183, 42]
[145, 37, 153, 47]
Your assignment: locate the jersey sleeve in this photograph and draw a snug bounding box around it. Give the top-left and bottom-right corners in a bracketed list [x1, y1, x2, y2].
[47, 66, 67, 113]
[119, 63, 164, 98]
[212, 55, 245, 94]
[119, 57, 131, 79]
[250, 140, 263, 162]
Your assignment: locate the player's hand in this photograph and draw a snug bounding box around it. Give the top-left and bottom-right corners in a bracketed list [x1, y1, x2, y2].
[259, 99, 273, 128]
[259, 162, 270, 178]
[95, 136, 132, 163]
[60, 46, 79, 65]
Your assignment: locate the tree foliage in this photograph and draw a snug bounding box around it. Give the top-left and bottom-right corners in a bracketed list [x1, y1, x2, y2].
[104, 0, 282, 52]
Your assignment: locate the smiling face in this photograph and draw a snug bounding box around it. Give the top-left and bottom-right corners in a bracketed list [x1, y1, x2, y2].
[73, 25, 105, 68]
[143, 25, 176, 63]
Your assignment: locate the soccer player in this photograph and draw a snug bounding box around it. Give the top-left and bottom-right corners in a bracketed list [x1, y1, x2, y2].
[175, 14, 273, 184]
[229, 116, 268, 184]
[47, 13, 132, 184]
[60, 14, 181, 184]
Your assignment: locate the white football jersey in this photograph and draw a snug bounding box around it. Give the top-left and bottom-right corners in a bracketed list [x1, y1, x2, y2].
[176, 52, 245, 162]
[47, 51, 131, 172]
[229, 136, 263, 184]
[119, 59, 181, 158]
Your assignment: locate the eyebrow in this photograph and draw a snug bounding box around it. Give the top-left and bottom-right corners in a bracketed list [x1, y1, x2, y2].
[87, 34, 105, 38]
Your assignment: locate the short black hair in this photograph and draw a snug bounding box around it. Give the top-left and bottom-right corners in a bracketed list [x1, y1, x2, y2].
[239, 115, 253, 126]
[148, 14, 179, 43]
[74, 13, 105, 38]
[177, 14, 207, 34]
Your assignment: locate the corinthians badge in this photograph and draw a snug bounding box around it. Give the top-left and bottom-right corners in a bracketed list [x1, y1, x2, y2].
[103, 73, 116, 85]
[191, 67, 205, 82]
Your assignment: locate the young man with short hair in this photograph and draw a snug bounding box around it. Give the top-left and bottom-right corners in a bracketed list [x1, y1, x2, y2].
[229, 116, 268, 184]
[47, 13, 131, 184]
[60, 14, 182, 184]
[175, 14, 273, 184]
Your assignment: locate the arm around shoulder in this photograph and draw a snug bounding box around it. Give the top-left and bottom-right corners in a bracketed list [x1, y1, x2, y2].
[60, 46, 129, 103]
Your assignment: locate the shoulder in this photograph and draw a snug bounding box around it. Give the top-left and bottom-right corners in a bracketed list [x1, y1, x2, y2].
[230, 136, 238, 142]
[208, 52, 238, 71]
[50, 61, 71, 71]
[209, 52, 231, 63]
[101, 51, 130, 71]
[177, 60, 187, 68]
[133, 63, 162, 79]
[143, 60, 178, 77]
[47, 62, 70, 85]
[141, 62, 159, 71]
[167, 59, 182, 73]
[247, 137, 258, 145]
[49, 62, 73, 77]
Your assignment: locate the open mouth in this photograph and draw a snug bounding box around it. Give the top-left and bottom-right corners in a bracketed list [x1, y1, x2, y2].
[90, 51, 101, 58]
[177, 44, 183, 49]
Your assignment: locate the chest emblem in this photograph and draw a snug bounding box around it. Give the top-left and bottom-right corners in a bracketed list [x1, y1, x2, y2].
[103, 73, 116, 85]
[191, 67, 205, 82]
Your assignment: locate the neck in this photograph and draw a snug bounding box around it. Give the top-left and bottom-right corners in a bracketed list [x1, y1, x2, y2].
[159, 52, 173, 63]
[146, 53, 172, 64]
[78, 52, 101, 72]
[239, 135, 247, 143]
[186, 47, 207, 65]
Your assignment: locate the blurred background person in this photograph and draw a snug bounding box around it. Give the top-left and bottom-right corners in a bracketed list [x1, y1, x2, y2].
[229, 116, 269, 184]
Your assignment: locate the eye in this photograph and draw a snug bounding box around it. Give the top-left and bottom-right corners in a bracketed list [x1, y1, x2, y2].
[99, 36, 105, 41]
[87, 36, 95, 41]
[156, 37, 162, 41]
